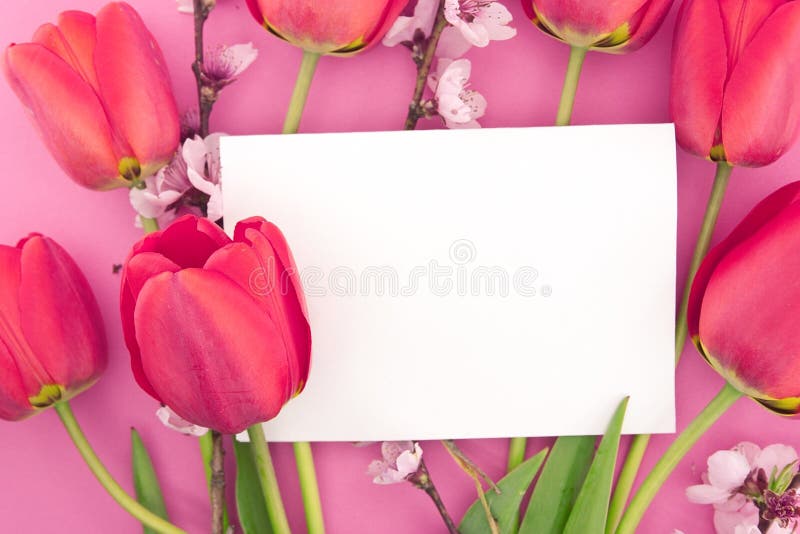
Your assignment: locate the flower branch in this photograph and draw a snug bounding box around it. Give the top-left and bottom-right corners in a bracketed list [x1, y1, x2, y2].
[404, 1, 448, 131]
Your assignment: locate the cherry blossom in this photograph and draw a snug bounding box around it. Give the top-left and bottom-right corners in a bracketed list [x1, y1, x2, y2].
[428, 58, 487, 128]
[367, 441, 423, 485]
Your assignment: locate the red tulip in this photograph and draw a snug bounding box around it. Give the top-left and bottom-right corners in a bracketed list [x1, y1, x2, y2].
[121, 215, 311, 434]
[521, 0, 673, 52]
[245, 0, 409, 55]
[0, 235, 106, 421]
[671, 0, 800, 167]
[3, 2, 180, 190]
[688, 181, 800, 414]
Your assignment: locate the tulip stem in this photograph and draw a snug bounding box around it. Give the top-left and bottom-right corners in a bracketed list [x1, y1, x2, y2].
[607, 161, 734, 530]
[246, 424, 292, 534]
[140, 216, 159, 234]
[53, 401, 186, 534]
[283, 51, 321, 134]
[507, 437, 527, 472]
[615, 383, 742, 534]
[294, 442, 326, 533]
[555, 46, 587, 126]
[675, 161, 733, 363]
[404, 1, 449, 131]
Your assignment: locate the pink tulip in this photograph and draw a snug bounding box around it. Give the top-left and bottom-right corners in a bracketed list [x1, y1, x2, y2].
[521, 0, 673, 52]
[671, 0, 800, 167]
[120, 215, 311, 434]
[688, 181, 800, 414]
[245, 0, 409, 55]
[0, 235, 107, 421]
[3, 2, 180, 190]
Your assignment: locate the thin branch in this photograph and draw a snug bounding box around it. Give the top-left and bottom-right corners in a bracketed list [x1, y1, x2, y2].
[412, 460, 460, 534]
[192, 0, 214, 137]
[404, 1, 449, 130]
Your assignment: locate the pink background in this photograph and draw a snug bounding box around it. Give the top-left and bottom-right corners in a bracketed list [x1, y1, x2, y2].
[2, 1, 799, 533]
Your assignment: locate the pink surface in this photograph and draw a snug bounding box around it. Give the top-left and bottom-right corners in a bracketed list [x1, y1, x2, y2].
[1, 1, 799, 533]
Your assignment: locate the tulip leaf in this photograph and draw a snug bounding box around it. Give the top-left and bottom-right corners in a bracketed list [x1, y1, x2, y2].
[519, 435, 595, 534]
[131, 428, 170, 534]
[459, 448, 548, 534]
[562, 397, 630, 534]
[199, 432, 230, 532]
[234, 440, 274, 534]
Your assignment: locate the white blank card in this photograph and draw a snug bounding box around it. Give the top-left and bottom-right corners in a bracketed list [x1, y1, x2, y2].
[221, 125, 677, 442]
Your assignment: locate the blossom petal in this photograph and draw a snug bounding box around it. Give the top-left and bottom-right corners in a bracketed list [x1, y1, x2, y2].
[754, 444, 799, 475]
[706, 450, 751, 492]
[686, 483, 733, 504]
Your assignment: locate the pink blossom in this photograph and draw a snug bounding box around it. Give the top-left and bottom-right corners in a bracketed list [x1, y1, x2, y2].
[156, 406, 208, 436]
[202, 43, 258, 89]
[383, 0, 439, 46]
[442, 0, 515, 54]
[687, 442, 799, 534]
[129, 151, 190, 221]
[367, 441, 423, 485]
[428, 58, 487, 128]
[183, 134, 223, 221]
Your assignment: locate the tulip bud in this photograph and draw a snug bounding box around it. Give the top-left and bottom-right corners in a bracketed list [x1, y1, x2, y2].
[120, 215, 311, 434]
[245, 0, 409, 56]
[2, 2, 180, 190]
[671, 0, 800, 167]
[688, 181, 800, 415]
[521, 0, 673, 52]
[0, 235, 107, 421]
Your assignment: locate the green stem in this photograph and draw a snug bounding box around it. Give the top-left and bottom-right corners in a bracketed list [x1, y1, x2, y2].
[607, 161, 734, 527]
[615, 383, 742, 534]
[507, 437, 527, 472]
[282, 51, 321, 134]
[605, 434, 650, 534]
[675, 161, 733, 364]
[54, 402, 186, 534]
[294, 442, 325, 534]
[140, 216, 159, 234]
[555, 47, 587, 126]
[246, 424, 292, 534]
[508, 46, 589, 472]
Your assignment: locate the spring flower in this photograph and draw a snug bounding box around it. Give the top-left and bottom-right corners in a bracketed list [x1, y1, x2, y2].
[3, 3, 180, 190]
[176, 0, 193, 13]
[183, 134, 223, 221]
[201, 43, 258, 93]
[428, 58, 487, 128]
[0, 235, 106, 420]
[246, 0, 409, 56]
[671, 0, 800, 166]
[156, 406, 209, 436]
[688, 181, 800, 414]
[383, 0, 439, 47]
[687, 442, 799, 534]
[521, 0, 673, 53]
[121, 215, 311, 434]
[443, 0, 516, 53]
[368, 441, 424, 484]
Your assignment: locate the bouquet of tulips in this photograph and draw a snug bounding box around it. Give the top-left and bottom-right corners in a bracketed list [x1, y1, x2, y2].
[3, 0, 800, 533]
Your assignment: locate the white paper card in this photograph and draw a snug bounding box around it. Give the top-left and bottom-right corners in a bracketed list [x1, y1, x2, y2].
[221, 125, 677, 442]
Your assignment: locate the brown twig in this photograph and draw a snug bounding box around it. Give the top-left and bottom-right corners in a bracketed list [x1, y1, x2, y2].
[192, 0, 215, 137]
[411, 459, 460, 534]
[209, 431, 226, 534]
[403, 1, 449, 130]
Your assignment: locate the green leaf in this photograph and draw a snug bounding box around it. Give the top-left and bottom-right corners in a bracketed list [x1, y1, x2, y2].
[131, 428, 170, 534]
[459, 448, 549, 534]
[519, 435, 595, 534]
[563, 397, 630, 534]
[234, 440, 274, 534]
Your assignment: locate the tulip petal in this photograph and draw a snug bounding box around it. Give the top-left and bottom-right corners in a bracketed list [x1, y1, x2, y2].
[0, 246, 35, 421]
[532, 0, 649, 45]
[670, 0, 728, 160]
[618, 0, 673, 53]
[2, 43, 126, 189]
[130, 215, 231, 269]
[688, 182, 800, 339]
[721, 2, 800, 167]
[134, 269, 291, 434]
[121, 252, 182, 401]
[18, 236, 106, 394]
[94, 2, 179, 174]
[232, 219, 311, 393]
[32, 11, 99, 91]
[698, 198, 800, 399]
[718, 0, 784, 72]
